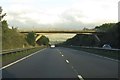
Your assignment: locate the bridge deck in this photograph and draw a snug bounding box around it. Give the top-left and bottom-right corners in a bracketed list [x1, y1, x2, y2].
[19, 30, 104, 34]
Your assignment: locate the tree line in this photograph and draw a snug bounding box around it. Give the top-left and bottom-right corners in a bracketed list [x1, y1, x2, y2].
[60, 22, 120, 49]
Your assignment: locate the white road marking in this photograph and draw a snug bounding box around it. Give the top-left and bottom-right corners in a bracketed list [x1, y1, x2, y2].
[71, 66, 74, 69]
[103, 57, 119, 62]
[89, 53, 119, 62]
[78, 75, 84, 80]
[0, 48, 46, 70]
[66, 60, 69, 63]
[56, 49, 62, 55]
[57, 48, 84, 80]
[59, 52, 62, 54]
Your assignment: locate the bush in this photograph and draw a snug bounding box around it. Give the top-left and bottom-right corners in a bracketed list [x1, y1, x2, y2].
[26, 32, 36, 46]
[36, 35, 49, 46]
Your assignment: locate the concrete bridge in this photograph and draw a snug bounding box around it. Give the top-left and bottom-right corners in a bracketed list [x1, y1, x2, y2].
[19, 30, 105, 42]
[19, 30, 104, 34]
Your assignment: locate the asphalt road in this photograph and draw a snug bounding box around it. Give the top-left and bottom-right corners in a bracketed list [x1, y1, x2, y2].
[2, 47, 119, 79]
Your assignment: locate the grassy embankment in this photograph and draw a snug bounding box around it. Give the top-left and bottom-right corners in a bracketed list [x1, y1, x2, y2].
[1, 20, 47, 67]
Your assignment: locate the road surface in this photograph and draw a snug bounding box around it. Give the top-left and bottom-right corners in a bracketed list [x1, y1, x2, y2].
[2, 47, 119, 79]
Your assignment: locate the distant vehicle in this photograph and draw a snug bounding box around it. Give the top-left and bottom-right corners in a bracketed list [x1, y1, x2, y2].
[102, 44, 111, 49]
[50, 45, 55, 48]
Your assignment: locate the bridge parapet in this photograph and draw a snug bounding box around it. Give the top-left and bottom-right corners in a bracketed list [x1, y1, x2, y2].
[19, 30, 104, 34]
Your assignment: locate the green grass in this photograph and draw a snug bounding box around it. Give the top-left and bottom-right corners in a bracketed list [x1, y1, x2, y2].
[66, 46, 119, 60]
[2, 46, 46, 66]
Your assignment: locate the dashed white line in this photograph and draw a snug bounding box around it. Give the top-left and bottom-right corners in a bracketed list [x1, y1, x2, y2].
[71, 66, 74, 69]
[66, 60, 69, 63]
[0, 48, 46, 70]
[60, 52, 62, 54]
[78, 75, 84, 80]
[57, 48, 84, 80]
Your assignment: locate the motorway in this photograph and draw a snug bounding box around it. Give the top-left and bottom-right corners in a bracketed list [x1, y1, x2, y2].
[2, 47, 119, 79]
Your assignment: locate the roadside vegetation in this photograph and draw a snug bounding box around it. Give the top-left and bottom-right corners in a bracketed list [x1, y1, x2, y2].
[36, 35, 49, 46]
[60, 22, 120, 49]
[95, 22, 120, 49]
[2, 20, 30, 50]
[1, 6, 49, 50]
[2, 20, 50, 50]
[0, 7, 49, 66]
[58, 22, 120, 60]
[26, 31, 36, 46]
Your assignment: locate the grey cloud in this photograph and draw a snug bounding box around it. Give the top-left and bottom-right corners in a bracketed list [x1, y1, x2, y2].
[7, 8, 97, 31]
[8, 18, 54, 31]
[60, 9, 83, 22]
[51, 9, 95, 30]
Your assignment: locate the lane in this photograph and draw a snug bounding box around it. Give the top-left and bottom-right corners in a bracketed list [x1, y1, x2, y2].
[57, 47, 119, 78]
[2, 48, 77, 78]
[2, 47, 119, 79]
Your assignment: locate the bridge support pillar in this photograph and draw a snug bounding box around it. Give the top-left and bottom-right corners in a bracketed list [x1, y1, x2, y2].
[93, 34, 101, 46]
[35, 34, 42, 41]
[94, 34, 100, 42]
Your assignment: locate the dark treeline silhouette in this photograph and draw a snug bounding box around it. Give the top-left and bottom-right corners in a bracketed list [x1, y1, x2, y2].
[36, 35, 49, 46]
[59, 22, 120, 49]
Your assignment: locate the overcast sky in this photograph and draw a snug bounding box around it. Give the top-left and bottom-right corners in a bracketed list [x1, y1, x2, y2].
[0, 0, 119, 31]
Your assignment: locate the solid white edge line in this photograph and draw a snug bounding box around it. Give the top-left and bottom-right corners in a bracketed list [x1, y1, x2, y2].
[0, 48, 46, 70]
[66, 60, 69, 63]
[89, 53, 119, 62]
[78, 75, 84, 80]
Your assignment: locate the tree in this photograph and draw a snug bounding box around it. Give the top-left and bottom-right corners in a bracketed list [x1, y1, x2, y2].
[26, 32, 36, 46]
[0, 7, 6, 28]
[36, 35, 49, 46]
[2, 20, 9, 30]
[94, 22, 119, 48]
[64, 34, 96, 46]
[95, 23, 115, 32]
[0, 6, 6, 22]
